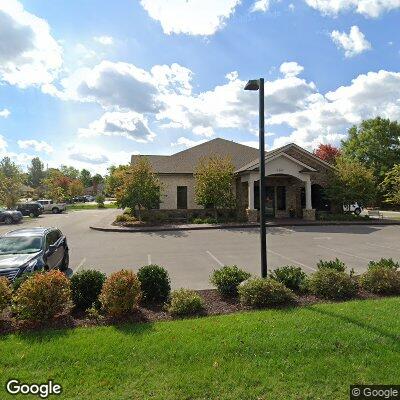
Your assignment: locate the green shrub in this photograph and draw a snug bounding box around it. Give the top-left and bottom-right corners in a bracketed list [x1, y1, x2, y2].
[309, 269, 358, 300]
[96, 194, 105, 208]
[192, 217, 218, 224]
[123, 207, 132, 215]
[317, 258, 346, 272]
[12, 271, 41, 291]
[12, 270, 72, 322]
[360, 266, 400, 295]
[368, 258, 399, 270]
[270, 266, 308, 293]
[0, 277, 12, 313]
[167, 289, 204, 317]
[238, 278, 296, 308]
[210, 265, 251, 297]
[137, 265, 171, 304]
[99, 270, 141, 317]
[114, 214, 137, 224]
[71, 269, 106, 311]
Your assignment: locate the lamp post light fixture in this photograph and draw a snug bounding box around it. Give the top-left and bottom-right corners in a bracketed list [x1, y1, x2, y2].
[244, 78, 267, 278]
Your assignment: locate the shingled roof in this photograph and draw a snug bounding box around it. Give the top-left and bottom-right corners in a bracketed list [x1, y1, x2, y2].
[131, 138, 260, 174]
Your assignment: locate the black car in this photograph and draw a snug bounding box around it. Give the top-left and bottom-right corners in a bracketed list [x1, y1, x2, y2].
[16, 202, 44, 218]
[0, 207, 23, 225]
[72, 196, 87, 203]
[0, 227, 69, 281]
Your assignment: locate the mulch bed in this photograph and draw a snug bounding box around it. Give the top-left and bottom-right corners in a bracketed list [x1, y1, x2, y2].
[0, 289, 383, 336]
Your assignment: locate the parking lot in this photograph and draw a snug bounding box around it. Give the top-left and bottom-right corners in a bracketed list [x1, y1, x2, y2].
[1, 209, 400, 289]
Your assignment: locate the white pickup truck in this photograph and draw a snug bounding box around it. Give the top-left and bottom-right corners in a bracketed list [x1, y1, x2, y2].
[37, 199, 67, 214]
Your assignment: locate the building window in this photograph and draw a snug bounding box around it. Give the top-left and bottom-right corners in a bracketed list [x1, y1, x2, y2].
[277, 186, 286, 211]
[177, 186, 188, 209]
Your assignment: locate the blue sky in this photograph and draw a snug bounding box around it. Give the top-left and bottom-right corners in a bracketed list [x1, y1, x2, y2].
[0, 0, 400, 173]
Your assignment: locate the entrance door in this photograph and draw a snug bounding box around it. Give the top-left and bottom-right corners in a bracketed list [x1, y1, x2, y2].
[265, 186, 275, 217]
[177, 186, 188, 209]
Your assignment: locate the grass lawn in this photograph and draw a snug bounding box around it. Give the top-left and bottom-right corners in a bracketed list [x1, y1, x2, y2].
[66, 203, 118, 211]
[1, 297, 400, 399]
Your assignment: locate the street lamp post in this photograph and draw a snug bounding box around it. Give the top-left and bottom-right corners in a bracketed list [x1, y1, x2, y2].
[244, 78, 267, 278]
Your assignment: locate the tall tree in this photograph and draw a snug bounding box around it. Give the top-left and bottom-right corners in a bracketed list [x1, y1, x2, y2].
[194, 155, 235, 212]
[92, 173, 104, 195]
[325, 156, 376, 208]
[68, 179, 85, 198]
[79, 169, 92, 187]
[380, 165, 400, 206]
[341, 117, 400, 182]
[60, 165, 80, 180]
[27, 157, 46, 188]
[105, 165, 129, 196]
[116, 157, 162, 221]
[314, 144, 341, 164]
[0, 157, 23, 208]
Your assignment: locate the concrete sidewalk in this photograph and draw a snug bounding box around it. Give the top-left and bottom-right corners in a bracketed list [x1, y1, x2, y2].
[90, 217, 400, 233]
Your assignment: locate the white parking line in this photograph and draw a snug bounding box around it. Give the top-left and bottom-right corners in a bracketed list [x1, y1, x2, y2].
[74, 257, 86, 273]
[366, 242, 400, 252]
[206, 250, 224, 266]
[267, 249, 316, 272]
[317, 245, 370, 261]
[313, 237, 332, 240]
[147, 254, 152, 264]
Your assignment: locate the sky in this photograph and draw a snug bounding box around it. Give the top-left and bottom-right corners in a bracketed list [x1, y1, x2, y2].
[0, 0, 400, 174]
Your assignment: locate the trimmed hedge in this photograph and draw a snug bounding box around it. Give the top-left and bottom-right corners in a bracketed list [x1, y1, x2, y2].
[238, 278, 296, 308]
[100, 270, 141, 317]
[137, 265, 171, 304]
[167, 289, 204, 317]
[210, 265, 251, 297]
[270, 266, 308, 293]
[317, 258, 346, 272]
[309, 269, 358, 300]
[70, 269, 106, 311]
[360, 265, 400, 295]
[0, 277, 12, 312]
[12, 270, 72, 322]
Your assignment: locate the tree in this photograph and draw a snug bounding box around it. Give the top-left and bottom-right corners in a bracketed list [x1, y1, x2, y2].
[27, 157, 46, 188]
[105, 165, 128, 195]
[380, 164, 400, 206]
[116, 157, 162, 221]
[68, 179, 85, 199]
[314, 144, 341, 164]
[92, 174, 104, 195]
[43, 169, 72, 202]
[194, 155, 235, 213]
[325, 156, 376, 208]
[341, 117, 400, 183]
[0, 157, 23, 208]
[60, 165, 80, 180]
[79, 169, 92, 188]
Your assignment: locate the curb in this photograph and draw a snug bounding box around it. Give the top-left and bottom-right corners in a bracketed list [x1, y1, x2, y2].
[90, 220, 400, 233]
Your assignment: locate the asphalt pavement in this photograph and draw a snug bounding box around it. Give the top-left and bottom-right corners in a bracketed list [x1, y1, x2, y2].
[1, 209, 400, 289]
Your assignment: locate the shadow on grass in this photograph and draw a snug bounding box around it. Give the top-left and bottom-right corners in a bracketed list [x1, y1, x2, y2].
[305, 304, 400, 348]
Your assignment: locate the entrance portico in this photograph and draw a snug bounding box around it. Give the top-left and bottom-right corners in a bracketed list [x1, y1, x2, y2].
[239, 152, 317, 220]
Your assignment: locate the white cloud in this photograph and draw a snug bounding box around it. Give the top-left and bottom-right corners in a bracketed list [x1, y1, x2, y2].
[0, 0, 62, 88]
[17, 139, 53, 153]
[171, 137, 207, 148]
[93, 35, 114, 45]
[251, 0, 270, 12]
[305, 0, 400, 17]
[0, 135, 7, 152]
[280, 61, 304, 77]
[0, 108, 10, 118]
[193, 126, 215, 137]
[240, 141, 259, 148]
[140, 0, 241, 35]
[78, 111, 155, 143]
[69, 150, 109, 165]
[331, 26, 371, 57]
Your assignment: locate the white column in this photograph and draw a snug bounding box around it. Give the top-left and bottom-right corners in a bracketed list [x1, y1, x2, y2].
[248, 179, 255, 210]
[305, 179, 312, 210]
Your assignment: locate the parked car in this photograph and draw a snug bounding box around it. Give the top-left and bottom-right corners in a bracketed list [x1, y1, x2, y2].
[16, 202, 44, 218]
[72, 196, 87, 203]
[343, 202, 363, 215]
[0, 227, 69, 282]
[0, 208, 23, 225]
[37, 199, 67, 214]
[84, 195, 95, 202]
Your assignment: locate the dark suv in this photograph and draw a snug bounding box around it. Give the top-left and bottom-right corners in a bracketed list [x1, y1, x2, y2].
[0, 227, 69, 281]
[16, 202, 44, 218]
